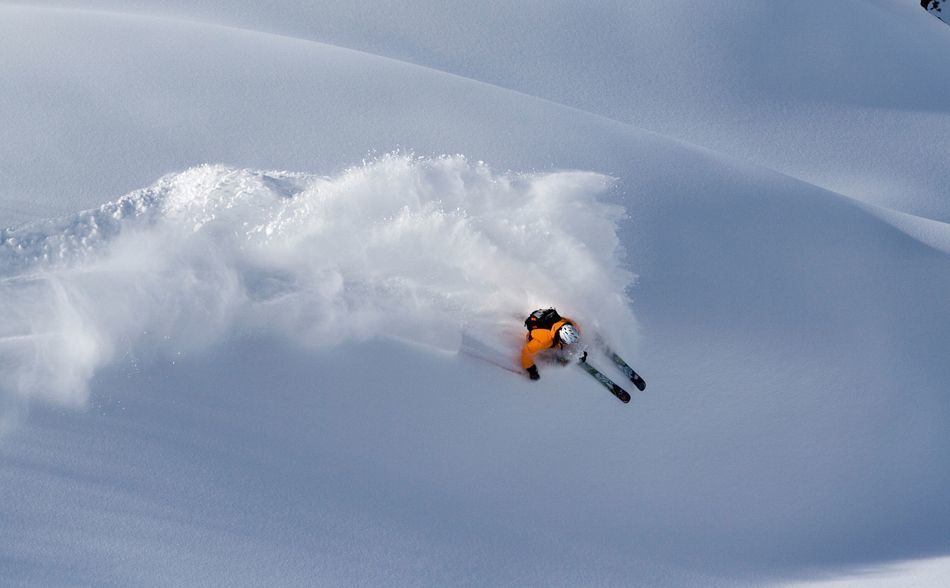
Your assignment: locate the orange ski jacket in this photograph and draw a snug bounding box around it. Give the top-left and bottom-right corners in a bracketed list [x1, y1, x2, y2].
[521, 318, 577, 369]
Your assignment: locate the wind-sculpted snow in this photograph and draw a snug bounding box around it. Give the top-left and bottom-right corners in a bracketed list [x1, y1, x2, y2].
[0, 155, 634, 408]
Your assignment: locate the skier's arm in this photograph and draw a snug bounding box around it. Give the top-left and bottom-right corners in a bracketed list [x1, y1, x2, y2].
[520, 336, 548, 370]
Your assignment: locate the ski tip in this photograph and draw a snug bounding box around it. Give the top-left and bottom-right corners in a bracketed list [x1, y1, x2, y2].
[631, 375, 646, 391]
[612, 386, 631, 403]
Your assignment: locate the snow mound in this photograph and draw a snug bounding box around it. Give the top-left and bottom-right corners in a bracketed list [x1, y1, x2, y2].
[0, 154, 634, 407]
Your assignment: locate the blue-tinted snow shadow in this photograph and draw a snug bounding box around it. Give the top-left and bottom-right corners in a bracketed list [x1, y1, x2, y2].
[617, 153, 950, 582]
[3, 306, 949, 587]
[0, 337, 712, 586]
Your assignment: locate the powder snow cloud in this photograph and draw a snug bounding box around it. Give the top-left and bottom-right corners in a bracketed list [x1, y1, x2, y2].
[0, 154, 635, 408]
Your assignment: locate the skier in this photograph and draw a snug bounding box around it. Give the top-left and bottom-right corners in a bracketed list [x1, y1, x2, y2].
[521, 308, 580, 380]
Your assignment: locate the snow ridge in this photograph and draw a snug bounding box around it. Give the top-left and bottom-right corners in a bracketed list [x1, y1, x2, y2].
[0, 154, 635, 408]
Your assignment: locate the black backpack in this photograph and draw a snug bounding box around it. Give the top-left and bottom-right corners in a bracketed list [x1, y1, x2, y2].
[525, 308, 562, 332]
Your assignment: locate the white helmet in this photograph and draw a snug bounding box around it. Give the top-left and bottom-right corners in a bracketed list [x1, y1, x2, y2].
[558, 324, 579, 345]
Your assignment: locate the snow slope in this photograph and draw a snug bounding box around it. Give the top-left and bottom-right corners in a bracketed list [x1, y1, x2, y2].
[12, 1, 950, 220]
[2, 3, 950, 587]
[0, 4, 645, 226]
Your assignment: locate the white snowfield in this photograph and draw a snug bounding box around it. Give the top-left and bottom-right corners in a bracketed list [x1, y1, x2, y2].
[1, 2, 950, 587]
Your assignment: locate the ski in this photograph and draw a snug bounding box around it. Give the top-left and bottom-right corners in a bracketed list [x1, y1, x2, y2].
[578, 352, 631, 403]
[594, 336, 646, 391]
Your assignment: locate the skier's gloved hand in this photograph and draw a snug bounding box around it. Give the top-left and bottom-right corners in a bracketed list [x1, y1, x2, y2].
[526, 365, 540, 381]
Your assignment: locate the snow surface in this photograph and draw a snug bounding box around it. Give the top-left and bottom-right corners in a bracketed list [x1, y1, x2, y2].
[789, 554, 950, 588]
[7, 1, 950, 221]
[2, 2, 950, 586]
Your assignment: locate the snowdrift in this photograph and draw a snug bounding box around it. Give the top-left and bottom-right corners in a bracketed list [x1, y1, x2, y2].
[0, 155, 634, 409]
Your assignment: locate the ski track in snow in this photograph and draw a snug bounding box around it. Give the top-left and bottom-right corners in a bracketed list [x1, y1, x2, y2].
[0, 154, 636, 409]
